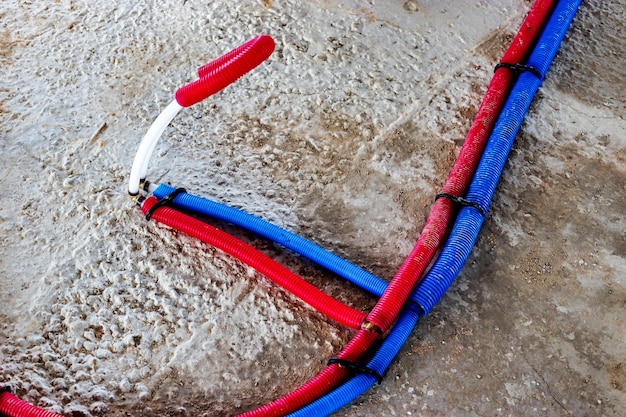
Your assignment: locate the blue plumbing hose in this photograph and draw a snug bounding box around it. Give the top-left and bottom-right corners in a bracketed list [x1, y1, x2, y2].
[287, 0, 581, 415]
[412, 0, 581, 316]
[153, 183, 389, 296]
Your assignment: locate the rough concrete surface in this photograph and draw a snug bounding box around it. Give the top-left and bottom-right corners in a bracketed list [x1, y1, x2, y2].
[1, 1, 624, 416]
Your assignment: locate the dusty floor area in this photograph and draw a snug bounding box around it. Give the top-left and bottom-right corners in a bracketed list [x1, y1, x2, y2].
[1, 0, 624, 416]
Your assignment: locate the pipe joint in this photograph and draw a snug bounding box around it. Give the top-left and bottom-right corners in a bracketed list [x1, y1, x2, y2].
[360, 320, 383, 336]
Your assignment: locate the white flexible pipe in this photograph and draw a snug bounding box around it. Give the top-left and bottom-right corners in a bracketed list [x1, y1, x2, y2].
[128, 35, 275, 196]
[128, 100, 183, 195]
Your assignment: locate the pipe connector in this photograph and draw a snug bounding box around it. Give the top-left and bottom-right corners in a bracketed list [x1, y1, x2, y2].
[360, 320, 383, 336]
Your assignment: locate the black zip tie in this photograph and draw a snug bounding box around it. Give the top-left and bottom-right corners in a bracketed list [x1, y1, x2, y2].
[327, 358, 384, 384]
[0, 385, 12, 394]
[145, 187, 187, 221]
[435, 193, 485, 217]
[495, 62, 542, 80]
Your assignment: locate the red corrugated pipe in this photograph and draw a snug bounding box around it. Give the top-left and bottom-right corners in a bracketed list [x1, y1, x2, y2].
[0, 388, 62, 417]
[236, 0, 556, 415]
[140, 197, 367, 329]
[175, 34, 275, 107]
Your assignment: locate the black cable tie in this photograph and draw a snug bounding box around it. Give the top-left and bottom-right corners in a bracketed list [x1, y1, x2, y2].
[435, 193, 485, 217]
[0, 385, 12, 394]
[494, 62, 542, 80]
[145, 187, 187, 221]
[327, 358, 384, 384]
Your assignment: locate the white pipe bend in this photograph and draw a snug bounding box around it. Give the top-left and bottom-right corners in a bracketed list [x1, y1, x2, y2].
[128, 100, 183, 195]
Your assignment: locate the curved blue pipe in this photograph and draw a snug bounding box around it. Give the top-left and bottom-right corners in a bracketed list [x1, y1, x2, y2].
[287, 0, 581, 415]
[153, 183, 389, 296]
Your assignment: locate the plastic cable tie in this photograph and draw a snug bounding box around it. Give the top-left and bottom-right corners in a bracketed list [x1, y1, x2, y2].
[327, 358, 384, 384]
[145, 187, 187, 221]
[435, 193, 485, 217]
[494, 62, 542, 79]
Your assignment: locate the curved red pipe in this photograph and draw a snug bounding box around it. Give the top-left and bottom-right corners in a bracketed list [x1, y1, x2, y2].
[175, 34, 275, 107]
[140, 197, 367, 330]
[0, 390, 62, 417]
[237, 0, 556, 415]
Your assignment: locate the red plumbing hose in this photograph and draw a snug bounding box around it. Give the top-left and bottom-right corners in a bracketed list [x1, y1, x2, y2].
[366, 0, 556, 333]
[0, 390, 62, 417]
[175, 34, 275, 107]
[236, 0, 556, 415]
[140, 197, 367, 329]
[196, 36, 269, 79]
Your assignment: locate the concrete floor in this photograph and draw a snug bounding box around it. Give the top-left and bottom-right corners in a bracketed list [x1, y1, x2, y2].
[1, 1, 624, 416]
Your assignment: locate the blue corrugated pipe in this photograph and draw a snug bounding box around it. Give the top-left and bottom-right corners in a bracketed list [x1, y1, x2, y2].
[153, 183, 389, 296]
[287, 0, 581, 415]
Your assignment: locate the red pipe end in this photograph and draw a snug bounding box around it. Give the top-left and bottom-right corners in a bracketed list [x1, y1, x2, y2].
[175, 35, 275, 107]
[0, 389, 63, 417]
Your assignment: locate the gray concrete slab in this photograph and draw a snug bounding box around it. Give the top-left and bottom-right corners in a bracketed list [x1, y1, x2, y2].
[1, 1, 624, 416]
